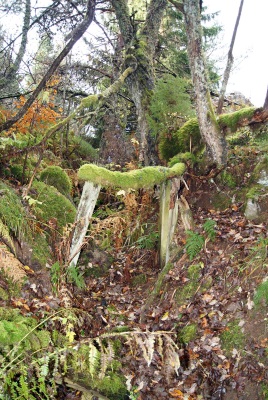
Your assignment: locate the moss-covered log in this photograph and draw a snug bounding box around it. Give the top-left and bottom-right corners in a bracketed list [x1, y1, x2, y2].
[78, 163, 185, 189]
[159, 107, 266, 161]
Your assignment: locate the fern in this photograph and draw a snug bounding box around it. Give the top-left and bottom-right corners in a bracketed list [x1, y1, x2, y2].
[186, 230, 205, 260]
[203, 219, 217, 241]
[66, 264, 85, 289]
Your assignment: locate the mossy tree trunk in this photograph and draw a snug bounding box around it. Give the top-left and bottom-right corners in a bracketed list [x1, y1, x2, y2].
[0, 0, 31, 92]
[111, 0, 167, 165]
[183, 0, 227, 166]
[170, 0, 227, 166]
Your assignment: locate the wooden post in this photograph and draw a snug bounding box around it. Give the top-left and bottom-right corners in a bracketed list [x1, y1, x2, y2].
[159, 178, 180, 267]
[69, 181, 101, 267]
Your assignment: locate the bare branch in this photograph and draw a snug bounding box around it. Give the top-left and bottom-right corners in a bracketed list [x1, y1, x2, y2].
[0, 0, 96, 133]
[217, 0, 244, 114]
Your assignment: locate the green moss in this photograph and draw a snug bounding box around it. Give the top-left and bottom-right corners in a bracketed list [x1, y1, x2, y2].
[219, 171, 237, 188]
[159, 131, 181, 161]
[246, 185, 263, 200]
[31, 181, 76, 231]
[71, 136, 98, 161]
[251, 155, 268, 182]
[159, 118, 202, 161]
[179, 324, 198, 343]
[78, 163, 185, 189]
[40, 166, 72, 196]
[254, 280, 268, 306]
[9, 164, 24, 181]
[0, 181, 28, 239]
[168, 152, 197, 167]
[31, 233, 51, 268]
[188, 264, 202, 280]
[218, 107, 255, 133]
[81, 94, 99, 109]
[70, 342, 127, 400]
[0, 287, 9, 300]
[131, 273, 147, 287]
[159, 107, 257, 161]
[95, 373, 127, 399]
[176, 264, 202, 305]
[220, 320, 245, 354]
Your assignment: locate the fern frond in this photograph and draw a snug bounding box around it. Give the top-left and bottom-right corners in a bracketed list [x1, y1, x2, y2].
[186, 230, 204, 260]
[203, 219, 217, 241]
[88, 341, 100, 378]
[164, 335, 180, 375]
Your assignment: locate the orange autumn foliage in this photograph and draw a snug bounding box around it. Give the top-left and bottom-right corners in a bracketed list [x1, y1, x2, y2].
[2, 76, 62, 136]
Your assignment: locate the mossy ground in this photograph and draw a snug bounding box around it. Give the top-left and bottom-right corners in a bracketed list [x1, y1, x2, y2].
[220, 320, 245, 355]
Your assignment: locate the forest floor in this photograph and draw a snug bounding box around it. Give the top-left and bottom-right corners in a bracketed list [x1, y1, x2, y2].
[1, 171, 268, 399]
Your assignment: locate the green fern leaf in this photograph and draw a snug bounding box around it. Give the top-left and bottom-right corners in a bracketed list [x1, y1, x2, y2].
[203, 219, 217, 241]
[88, 341, 100, 378]
[186, 230, 204, 260]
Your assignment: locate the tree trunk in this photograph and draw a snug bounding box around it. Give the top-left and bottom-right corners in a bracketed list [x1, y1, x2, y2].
[217, 0, 244, 115]
[263, 85, 268, 110]
[111, 0, 167, 165]
[0, 0, 31, 91]
[0, 0, 96, 132]
[182, 0, 227, 166]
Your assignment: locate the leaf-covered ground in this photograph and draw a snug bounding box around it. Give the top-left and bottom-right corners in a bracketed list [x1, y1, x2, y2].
[1, 187, 268, 399]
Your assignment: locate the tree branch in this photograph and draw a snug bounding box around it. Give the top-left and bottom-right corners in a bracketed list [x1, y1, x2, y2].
[0, 0, 96, 133]
[217, 0, 244, 114]
[168, 0, 184, 13]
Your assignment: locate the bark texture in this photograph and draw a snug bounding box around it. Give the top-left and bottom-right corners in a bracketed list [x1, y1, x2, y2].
[0, 0, 96, 132]
[263, 85, 268, 110]
[0, 0, 31, 91]
[182, 0, 227, 166]
[111, 0, 167, 165]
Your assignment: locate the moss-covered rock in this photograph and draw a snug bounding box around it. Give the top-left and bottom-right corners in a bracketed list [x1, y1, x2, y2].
[31, 181, 76, 231]
[40, 165, 72, 196]
[78, 163, 185, 190]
